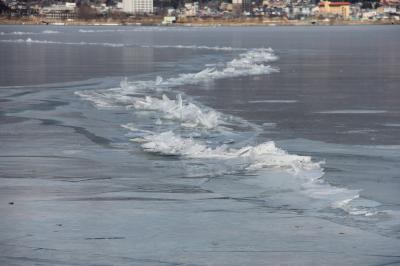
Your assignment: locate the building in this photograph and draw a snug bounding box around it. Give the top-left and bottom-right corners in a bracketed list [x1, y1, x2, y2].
[377, 6, 397, 13]
[220, 2, 233, 11]
[318, 1, 350, 19]
[41, 3, 76, 19]
[122, 0, 153, 14]
[162, 15, 176, 24]
[286, 5, 313, 18]
[183, 2, 198, 17]
[361, 9, 377, 19]
[380, 0, 400, 7]
[232, 0, 251, 12]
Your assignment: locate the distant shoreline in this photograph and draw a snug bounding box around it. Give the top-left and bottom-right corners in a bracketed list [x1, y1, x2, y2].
[1, 16, 399, 26]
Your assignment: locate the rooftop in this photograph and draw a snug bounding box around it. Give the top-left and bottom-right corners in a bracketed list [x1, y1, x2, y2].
[319, 1, 351, 6]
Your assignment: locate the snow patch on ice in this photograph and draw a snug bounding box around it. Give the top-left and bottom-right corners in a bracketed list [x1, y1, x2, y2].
[135, 131, 321, 174]
[131, 94, 220, 129]
[118, 48, 279, 92]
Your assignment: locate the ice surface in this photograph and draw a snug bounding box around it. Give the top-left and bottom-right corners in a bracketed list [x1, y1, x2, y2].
[317, 110, 387, 114]
[134, 130, 373, 214]
[0, 38, 125, 47]
[249, 100, 298, 103]
[74, 45, 386, 217]
[2, 25, 400, 266]
[0, 38, 268, 52]
[142, 44, 250, 51]
[79, 49, 279, 101]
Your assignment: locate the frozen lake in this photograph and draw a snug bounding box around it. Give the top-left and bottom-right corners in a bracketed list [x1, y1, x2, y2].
[1, 25, 400, 265]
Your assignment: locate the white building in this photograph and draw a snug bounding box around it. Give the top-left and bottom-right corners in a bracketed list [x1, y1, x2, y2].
[41, 3, 76, 19]
[65, 2, 76, 8]
[184, 2, 199, 17]
[361, 10, 377, 19]
[122, 0, 153, 14]
[232, 0, 251, 12]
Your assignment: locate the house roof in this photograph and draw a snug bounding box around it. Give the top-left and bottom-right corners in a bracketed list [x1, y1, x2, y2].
[319, 2, 351, 6]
